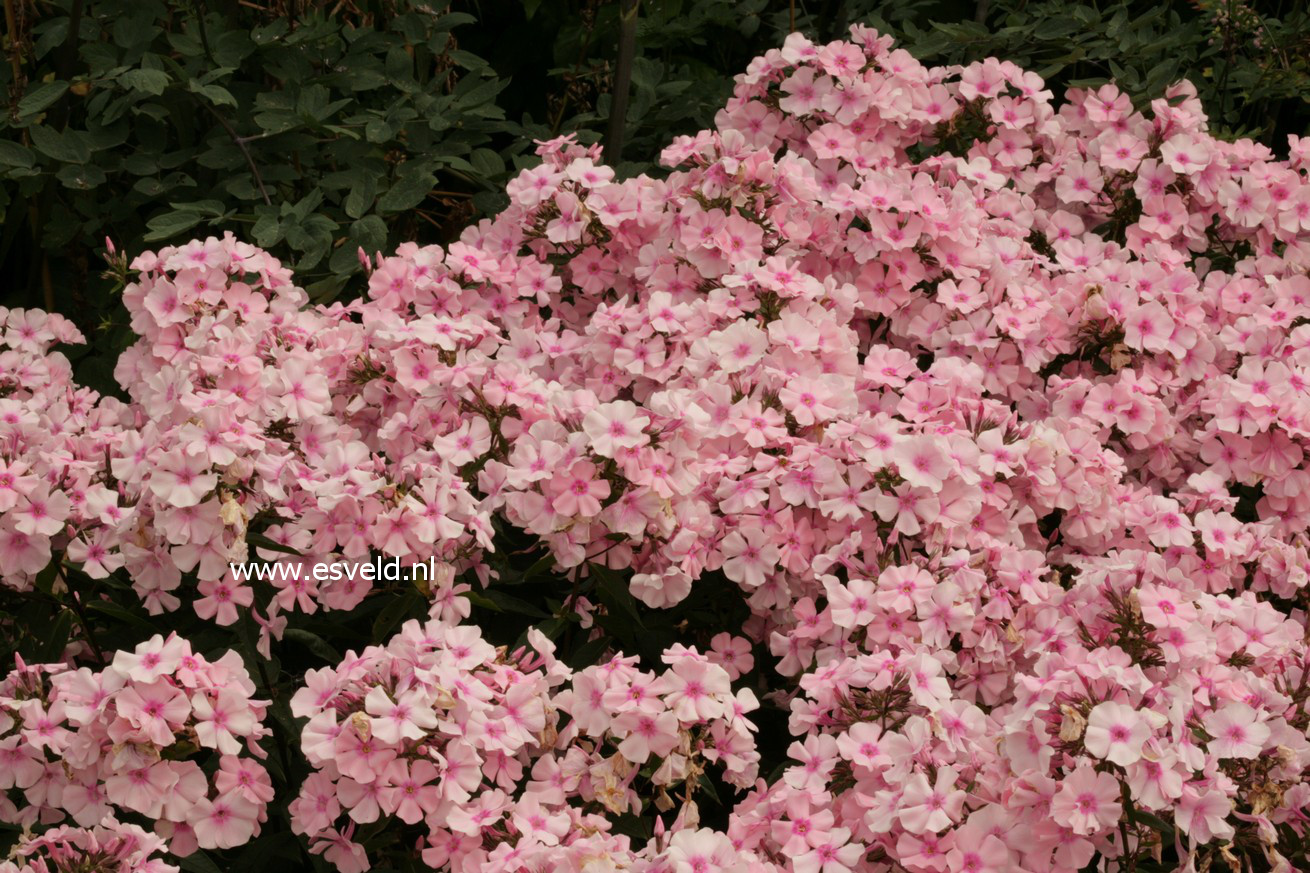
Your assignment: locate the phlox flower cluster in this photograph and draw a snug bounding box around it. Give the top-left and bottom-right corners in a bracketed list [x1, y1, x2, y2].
[5, 17, 1310, 872]
[0, 306, 127, 581]
[0, 246, 489, 655]
[288, 612, 760, 873]
[724, 579, 1310, 872]
[0, 635, 270, 856]
[0, 819, 177, 873]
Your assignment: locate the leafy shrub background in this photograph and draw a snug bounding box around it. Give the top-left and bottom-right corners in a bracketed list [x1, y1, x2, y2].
[3, 0, 1309, 396]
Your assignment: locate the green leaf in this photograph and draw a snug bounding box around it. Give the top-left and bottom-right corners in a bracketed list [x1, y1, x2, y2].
[133, 177, 166, 196]
[120, 68, 171, 95]
[531, 616, 572, 642]
[34, 562, 59, 596]
[56, 163, 106, 189]
[467, 589, 550, 618]
[344, 175, 378, 218]
[28, 125, 91, 164]
[169, 198, 225, 216]
[469, 147, 504, 178]
[251, 212, 282, 247]
[251, 20, 289, 45]
[592, 563, 644, 629]
[454, 76, 507, 109]
[364, 117, 392, 143]
[385, 46, 413, 82]
[373, 591, 422, 642]
[283, 628, 342, 663]
[143, 210, 204, 241]
[112, 12, 160, 50]
[350, 215, 387, 254]
[189, 80, 237, 108]
[35, 610, 74, 663]
[307, 273, 349, 304]
[18, 81, 69, 118]
[462, 590, 501, 612]
[179, 850, 225, 873]
[376, 169, 435, 213]
[84, 599, 162, 634]
[520, 551, 559, 582]
[0, 141, 35, 169]
[565, 635, 611, 669]
[1128, 808, 1175, 835]
[288, 188, 325, 222]
[435, 12, 477, 30]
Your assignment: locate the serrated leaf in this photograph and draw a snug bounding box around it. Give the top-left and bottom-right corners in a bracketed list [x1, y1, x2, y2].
[120, 68, 170, 95]
[189, 80, 237, 108]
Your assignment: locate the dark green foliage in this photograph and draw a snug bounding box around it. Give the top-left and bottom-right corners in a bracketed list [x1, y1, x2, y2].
[2, 0, 529, 394]
[4, 0, 1310, 398]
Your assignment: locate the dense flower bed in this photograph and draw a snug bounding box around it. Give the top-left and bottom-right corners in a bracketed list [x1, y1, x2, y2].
[4, 22, 1310, 873]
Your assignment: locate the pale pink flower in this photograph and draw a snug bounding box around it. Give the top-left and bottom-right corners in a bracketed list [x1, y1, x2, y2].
[1203, 703, 1270, 759]
[1083, 701, 1150, 766]
[1051, 765, 1123, 835]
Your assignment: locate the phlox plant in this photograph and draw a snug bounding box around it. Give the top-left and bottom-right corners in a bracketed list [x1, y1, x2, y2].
[5, 20, 1310, 873]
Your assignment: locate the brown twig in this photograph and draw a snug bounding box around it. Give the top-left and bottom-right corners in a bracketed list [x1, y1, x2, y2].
[604, 0, 640, 166]
[200, 102, 273, 205]
[2, 0, 24, 113]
